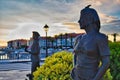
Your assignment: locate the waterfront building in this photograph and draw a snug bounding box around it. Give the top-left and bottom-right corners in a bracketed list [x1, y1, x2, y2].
[7, 39, 27, 49]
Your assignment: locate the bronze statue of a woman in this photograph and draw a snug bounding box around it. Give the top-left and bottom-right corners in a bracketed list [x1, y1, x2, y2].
[71, 5, 110, 80]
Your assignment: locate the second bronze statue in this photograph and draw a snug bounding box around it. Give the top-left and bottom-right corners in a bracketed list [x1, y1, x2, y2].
[25, 31, 40, 80]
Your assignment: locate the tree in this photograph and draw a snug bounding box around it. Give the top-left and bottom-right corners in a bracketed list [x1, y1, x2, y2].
[65, 33, 68, 49]
[59, 33, 63, 49]
[54, 35, 58, 49]
[70, 34, 73, 48]
[49, 37, 54, 48]
[47, 36, 51, 48]
[111, 33, 119, 42]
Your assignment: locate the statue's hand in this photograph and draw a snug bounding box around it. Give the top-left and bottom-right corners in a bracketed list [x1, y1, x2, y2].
[73, 49, 76, 53]
[25, 46, 29, 52]
[24, 46, 32, 54]
[73, 46, 80, 54]
[73, 49, 80, 54]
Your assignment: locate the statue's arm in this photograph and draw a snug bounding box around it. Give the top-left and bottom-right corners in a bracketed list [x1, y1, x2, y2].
[30, 41, 40, 55]
[94, 34, 110, 80]
[73, 35, 82, 53]
[73, 35, 80, 48]
[73, 35, 83, 66]
[93, 56, 110, 80]
[31, 46, 40, 55]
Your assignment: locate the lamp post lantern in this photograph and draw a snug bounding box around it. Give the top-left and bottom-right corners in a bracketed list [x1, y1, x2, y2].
[43, 24, 49, 57]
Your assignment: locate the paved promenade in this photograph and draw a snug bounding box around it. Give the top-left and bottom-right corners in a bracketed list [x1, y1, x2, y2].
[0, 62, 31, 80]
[0, 70, 30, 80]
[0, 58, 44, 80]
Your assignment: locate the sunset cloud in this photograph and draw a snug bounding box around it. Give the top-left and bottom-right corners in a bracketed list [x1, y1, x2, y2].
[98, 13, 119, 24]
[0, 0, 120, 46]
[62, 22, 85, 33]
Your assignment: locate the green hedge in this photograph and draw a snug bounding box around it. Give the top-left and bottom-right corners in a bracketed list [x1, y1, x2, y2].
[33, 51, 112, 80]
[109, 42, 120, 80]
[33, 51, 73, 80]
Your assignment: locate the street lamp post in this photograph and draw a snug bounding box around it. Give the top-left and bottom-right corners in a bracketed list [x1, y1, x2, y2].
[43, 24, 49, 57]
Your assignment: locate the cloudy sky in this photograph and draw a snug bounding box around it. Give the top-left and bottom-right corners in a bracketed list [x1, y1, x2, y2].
[0, 0, 120, 46]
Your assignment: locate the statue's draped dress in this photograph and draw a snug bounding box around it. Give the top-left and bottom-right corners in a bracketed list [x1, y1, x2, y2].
[71, 32, 110, 80]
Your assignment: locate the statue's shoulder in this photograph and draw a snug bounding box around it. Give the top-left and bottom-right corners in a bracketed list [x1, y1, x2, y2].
[96, 33, 108, 42]
[75, 34, 84, 41]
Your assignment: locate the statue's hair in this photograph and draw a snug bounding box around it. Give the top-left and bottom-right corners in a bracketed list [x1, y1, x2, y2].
[81, 5, 100, 31]
[32, 31, 40, 40]
[33, 31, 40, 37]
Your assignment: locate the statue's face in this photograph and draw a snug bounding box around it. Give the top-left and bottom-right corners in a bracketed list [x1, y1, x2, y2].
[32, 33, 35, 39]
[33, 33, 38, 40]
[78, 12, 94, 29]
[78, 13, 86, 29]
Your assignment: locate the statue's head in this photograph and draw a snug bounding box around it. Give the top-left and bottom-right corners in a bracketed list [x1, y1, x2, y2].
[32, 31, 40, 40]
[78, 5, 100, 31]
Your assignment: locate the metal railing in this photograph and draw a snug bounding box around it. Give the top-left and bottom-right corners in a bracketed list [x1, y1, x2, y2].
[0, 52, 31, 63]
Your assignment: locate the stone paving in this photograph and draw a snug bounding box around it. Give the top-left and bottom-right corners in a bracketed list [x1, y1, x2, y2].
[0, 59, 44, 80]
[0, 62, 31, 80]
[0, 70, 30, 80]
